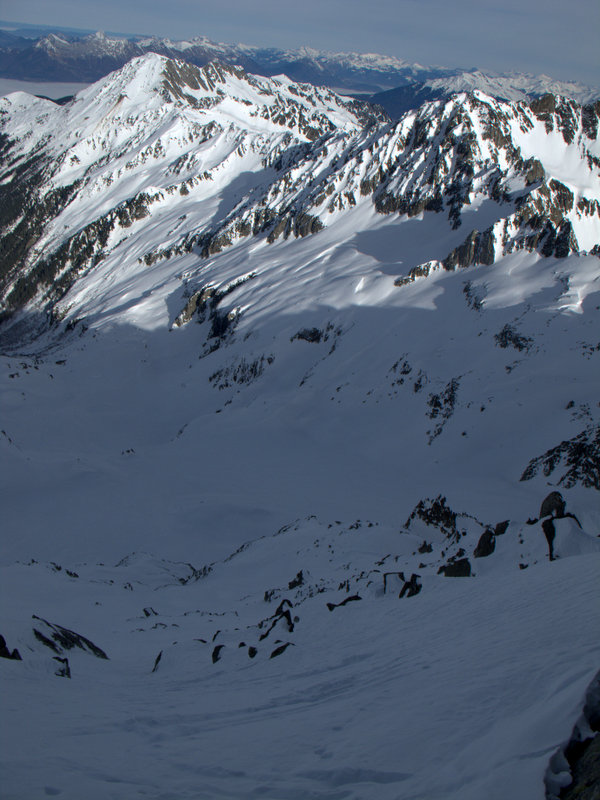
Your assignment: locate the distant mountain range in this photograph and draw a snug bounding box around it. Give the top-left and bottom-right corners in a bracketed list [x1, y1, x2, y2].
[0, 24, 597, 113]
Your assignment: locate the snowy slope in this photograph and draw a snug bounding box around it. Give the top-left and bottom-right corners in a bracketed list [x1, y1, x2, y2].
[371, 70, 600, 118]
[0, 54, 599, 800]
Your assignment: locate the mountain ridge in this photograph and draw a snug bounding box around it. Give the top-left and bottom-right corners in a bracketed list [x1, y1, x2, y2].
[0, 51, 599, 800]
[1, 25, 597, 108]
[1, 54, 598, 332]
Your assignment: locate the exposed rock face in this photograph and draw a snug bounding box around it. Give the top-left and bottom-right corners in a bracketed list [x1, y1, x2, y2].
[443, 228, 495, 270]
[494, 324, 533, 352]
[173, 291, 206, 327]
[1, 60, 597, 328]
[153, 89, 598, 279]
[152, 651, 163, 673]
[292, 328, 323, 344]
[426, 379, 460, 443]
[0, 634, 21, 661]
[439, 558, 472, 577]
[546, 670, 600, 800]
[288, 571, 304, 589]
[520, 427, 600, 490]
[525, 159, 545, 185]
[399, 574, 422, 597]
[560, 735, 600, 800]
[541, 518, 557, 561]
[32, 615, 108, 659]
[405, 495, 458, 538]
[270, 642, 293, 659]
[540, 491, 567, 520]
[212, 644, 225, 663]
[326, 595, 362, 611]
[473, 530, 496, 558]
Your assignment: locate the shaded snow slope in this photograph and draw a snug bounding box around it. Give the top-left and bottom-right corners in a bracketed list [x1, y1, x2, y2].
[0, 55, 599, 800]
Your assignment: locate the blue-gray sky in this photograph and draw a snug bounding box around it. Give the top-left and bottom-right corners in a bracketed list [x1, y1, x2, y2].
[0, 0, 598, 86]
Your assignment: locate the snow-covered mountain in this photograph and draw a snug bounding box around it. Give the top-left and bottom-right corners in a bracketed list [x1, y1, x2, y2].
[1, 53, 599, 800]
[1, 26, 598, 105]
[372, 69, 600, 118]
[0, 29, 440, 91]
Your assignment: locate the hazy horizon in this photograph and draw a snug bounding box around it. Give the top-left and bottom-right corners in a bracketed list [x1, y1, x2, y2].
[0, 0, 598, 87]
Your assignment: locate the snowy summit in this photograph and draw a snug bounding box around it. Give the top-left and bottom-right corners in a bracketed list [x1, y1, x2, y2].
[0, 52, 599, 800]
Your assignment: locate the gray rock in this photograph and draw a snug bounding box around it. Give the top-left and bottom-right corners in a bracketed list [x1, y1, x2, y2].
[439, 558, 471, 577]
[474, 529, 496, 558]
[540, 491, 566, 519]
[541, 518, 556, 561]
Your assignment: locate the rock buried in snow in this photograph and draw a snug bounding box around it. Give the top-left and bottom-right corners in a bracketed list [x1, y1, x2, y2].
[399, 574, 422, 598]
[53, 657, 71, 678]
[270, 643, 294, 659]
[212, 644, 225, 663]
[288, 570, 304, 589]
[383, 572, 405, 594]
[327, 595, 362, 611]
[152, 651, 163, 673]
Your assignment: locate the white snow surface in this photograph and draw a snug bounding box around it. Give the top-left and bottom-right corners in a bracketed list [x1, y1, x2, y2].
[0, 54, 599, 800]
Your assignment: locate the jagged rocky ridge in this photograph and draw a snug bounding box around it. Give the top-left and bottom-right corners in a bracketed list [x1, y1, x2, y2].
[185, 91, 600, 271]
[0, 55, 380, 322]
[1, 53, 599, 800]
[0, 54, 598, 328]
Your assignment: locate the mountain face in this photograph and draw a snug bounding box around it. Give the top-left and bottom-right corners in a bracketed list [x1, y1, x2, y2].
[1, 55, 597, 327]
[1, 54, 599, 800]
[0, 54, 380, 326]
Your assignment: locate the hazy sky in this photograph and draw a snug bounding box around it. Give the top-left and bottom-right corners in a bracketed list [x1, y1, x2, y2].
[0, 0, 598, 85]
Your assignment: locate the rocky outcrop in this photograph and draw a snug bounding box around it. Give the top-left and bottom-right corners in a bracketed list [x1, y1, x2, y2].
[540, 491, 567, 520]
[212, 644, 225, 663]
[32, 615, 108, 659]
[443, 228, 496, 270]
[546, 670, 600, 800]
[405, 495, 458, 538]
[494, 324, 533, 352]
[473, 530, 495, 558]
[439, 558, 472, 577]
[426, 378, 460, 443]
[0, 634, 21, 661]
[326, 595, 362, 611]
[520, 426, 600, 490]
[2, 188, 161, 319]
[399, 573, 422, 597]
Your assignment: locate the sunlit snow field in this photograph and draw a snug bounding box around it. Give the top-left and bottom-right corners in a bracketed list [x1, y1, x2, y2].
[1, 55, 599, 799]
